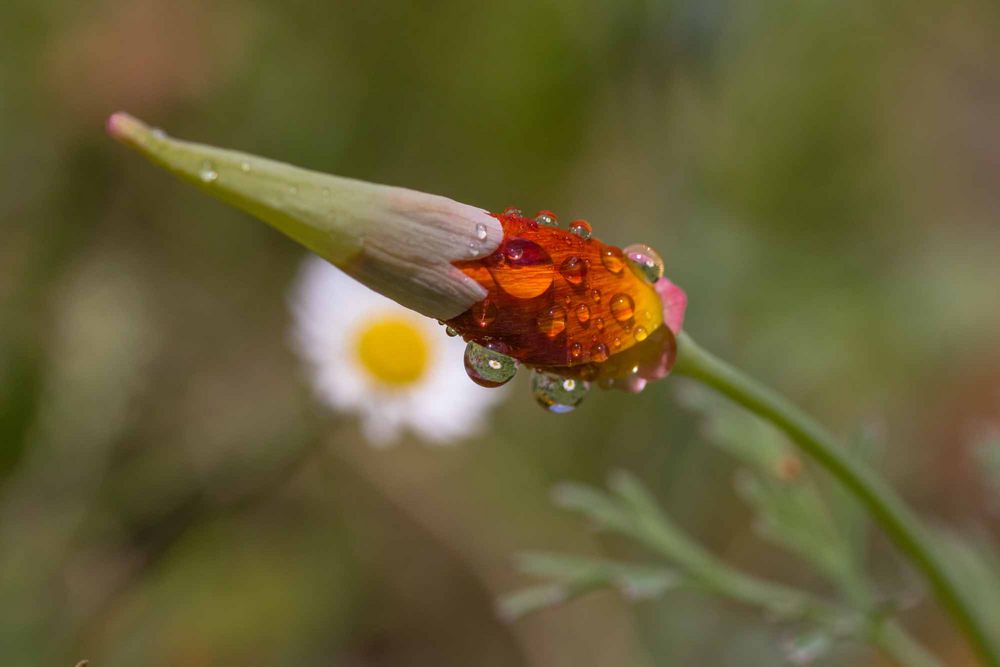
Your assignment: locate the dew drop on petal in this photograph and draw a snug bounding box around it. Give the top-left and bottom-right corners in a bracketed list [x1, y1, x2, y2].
[570, 342, 583, 360]
[612, 336, 622, 350]
[531, 370, 590, 413]
[558, 255, 588, 286]
[475, 222, 488, 241]
[634, 326, 648, 342]
[444, 326, 459, 337]
[536, 305, 567, 338]
[240, 160, 252, 173]
[575, 303, 590, 323]
[198, 161, 218, 183]
[569, 219, 592, 240]
[600, 246, 625, 274]
[594, 317, 605, 331]
[609, 293, 635, 322]
[590, 342, 609, 363]
[464, 341, 518, 388]
[590, 288, 602, 303]
[623, 243, 664, 283]
[471, 299, 497, 328]
[535, 210, 559, 227]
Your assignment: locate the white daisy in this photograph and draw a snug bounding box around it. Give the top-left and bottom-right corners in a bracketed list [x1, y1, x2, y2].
[289, 255, 507, 446]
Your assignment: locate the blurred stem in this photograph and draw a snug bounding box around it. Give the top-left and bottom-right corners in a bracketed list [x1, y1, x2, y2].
[673, 332, 998, 667]
[874, 620, 944, 667]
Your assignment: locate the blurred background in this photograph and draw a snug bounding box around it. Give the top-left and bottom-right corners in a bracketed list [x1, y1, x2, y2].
[2, 0, 999, 665]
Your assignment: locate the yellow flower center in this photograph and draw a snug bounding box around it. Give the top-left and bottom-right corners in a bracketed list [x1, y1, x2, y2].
[354, 315, 430, 387]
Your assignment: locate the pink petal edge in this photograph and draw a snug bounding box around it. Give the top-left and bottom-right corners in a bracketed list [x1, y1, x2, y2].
[608, 277, 687, 394]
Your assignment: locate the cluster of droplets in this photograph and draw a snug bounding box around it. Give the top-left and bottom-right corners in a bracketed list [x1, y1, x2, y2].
[455, 208, 668, 413]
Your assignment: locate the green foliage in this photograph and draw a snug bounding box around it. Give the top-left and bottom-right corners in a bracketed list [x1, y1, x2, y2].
[501, 386, 951, 666]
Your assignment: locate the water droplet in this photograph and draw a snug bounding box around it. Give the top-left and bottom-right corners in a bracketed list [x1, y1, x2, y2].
[634, 326, 648, 342]
[590, 288, 602, 303]
[467, 242, 480, 256]
[445, 326, 458, 337]
[594, 317, 605, 331]
[240, 160, 252, 173]
[475, 222, 489, 241]
[558, 256, 588, 286]
[612, 336, 622, 350]
[198, 161, 218, 183]
[569, 219, 592, 240]
[570, 342, 583, 360]
[464, 341, 518, 388]
[535, 210, 559, 226]
[151, 128, 167, 139]
[623, 243, 664, 283]
[575, 303, 590, 323]
[600, 246, 625, 274]
[531, 370, 590, 413]
[609, 293, 635, 322]
[472, 299, 497, 328]
[590, 342, 609, 363]
[502, 207, 523, 217]
[491, 239, 554, 299]
[536, 306, 567, 338]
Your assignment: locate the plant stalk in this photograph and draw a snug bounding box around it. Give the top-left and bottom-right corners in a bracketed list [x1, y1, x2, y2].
[672, 331, 998, 667]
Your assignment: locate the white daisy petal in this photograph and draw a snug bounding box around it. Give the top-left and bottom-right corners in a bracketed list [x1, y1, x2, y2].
[289, 256, 508, 446]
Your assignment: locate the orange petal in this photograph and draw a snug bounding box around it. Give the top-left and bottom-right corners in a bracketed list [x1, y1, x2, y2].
[447, 210, 666, 377]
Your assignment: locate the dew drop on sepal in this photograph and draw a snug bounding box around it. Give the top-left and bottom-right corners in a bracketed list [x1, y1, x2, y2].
[198, 161, 218, 183]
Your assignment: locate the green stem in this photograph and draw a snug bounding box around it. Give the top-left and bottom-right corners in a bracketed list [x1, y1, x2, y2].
[672, 332, 998, 667]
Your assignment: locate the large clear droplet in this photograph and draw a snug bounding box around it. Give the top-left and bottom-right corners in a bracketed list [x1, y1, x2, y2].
[464, 341, 518, 388]
[623, 243, 664, 283]
[489, 238, 554, 299]
[475, 222, 488, 241]
[531, 370, 590, 413]
[575, 303, 590, 323]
